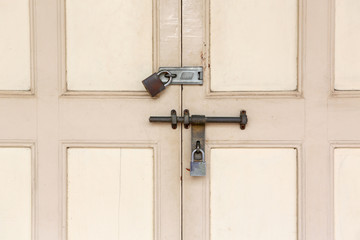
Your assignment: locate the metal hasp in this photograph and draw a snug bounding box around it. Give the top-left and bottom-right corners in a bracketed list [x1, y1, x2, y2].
[158, 67, 203, 85]
[149, 109, 248, 176]
[190, 112, 206, 176]
[142, 67, 203, 97]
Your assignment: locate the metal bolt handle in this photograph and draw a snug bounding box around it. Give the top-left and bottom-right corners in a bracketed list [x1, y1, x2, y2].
[149, 109, 248, 129]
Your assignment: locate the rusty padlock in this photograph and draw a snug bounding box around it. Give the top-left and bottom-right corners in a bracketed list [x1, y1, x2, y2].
[142, 70, 173, 97]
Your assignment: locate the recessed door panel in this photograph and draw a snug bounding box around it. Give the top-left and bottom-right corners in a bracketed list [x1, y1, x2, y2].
[334, 0, 360, 90]
[0, 147, 32, 240]
[334, 148, 360, 240]
[67, 148, 154, 240]
[210, 148, 297, 240]
[66, 0, 154, 91]
[210, 0, 298, 92]
[0, 0, 31, 91]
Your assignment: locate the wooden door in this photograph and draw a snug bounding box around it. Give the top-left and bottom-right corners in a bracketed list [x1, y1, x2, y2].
[2, 1, 360, 240]
[0, 0, 182, 239]
[182, 0, 360, 240]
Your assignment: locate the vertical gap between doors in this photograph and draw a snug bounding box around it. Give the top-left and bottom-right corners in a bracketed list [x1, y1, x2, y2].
[180, 0, 184, 240]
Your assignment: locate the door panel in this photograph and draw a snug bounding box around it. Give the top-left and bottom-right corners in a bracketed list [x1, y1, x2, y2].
[209, 0, 298, 91]
[67, 148, 153, 240]
[330, 0, 360, 236]
[334, 0, 360, 90]
[210, 148, 297, 240]
[0, 0, 32, 91]
[181, 0, 324, 240]
[57, 0, 181, 238]
[0, 0, 181, 239]
[334, 148, 360, 240]
[0, 147, 32, 240]
[66, 0, 154, 91]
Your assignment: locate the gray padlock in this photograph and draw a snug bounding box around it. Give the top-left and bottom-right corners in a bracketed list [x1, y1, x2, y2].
[190, 148, 206, 176]
[142, 70, 173, 97]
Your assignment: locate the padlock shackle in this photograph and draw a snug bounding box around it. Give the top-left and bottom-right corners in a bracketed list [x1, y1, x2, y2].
[157, 70, 173, 87]
[191, 148, 205, 163]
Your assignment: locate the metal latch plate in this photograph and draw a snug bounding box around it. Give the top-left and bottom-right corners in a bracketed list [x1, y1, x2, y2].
[158, 67, 203, 85]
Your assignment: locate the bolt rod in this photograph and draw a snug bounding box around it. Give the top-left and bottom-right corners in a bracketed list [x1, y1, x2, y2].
[149, 116, 242, 123]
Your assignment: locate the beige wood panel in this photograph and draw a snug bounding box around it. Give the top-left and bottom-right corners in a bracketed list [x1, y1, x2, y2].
[66, 0, 154, 91]
[211, 148, 297, 240]
[182, 1, 333, 240]
[209, 0, 298, 92]
[334, 148, 360, 240]
[182, 1, 304, 240]
[0, 1, 179, 240]
[67, 148, 153, 240]
[0, 0, 31, 91]
[0, 147, 32, 240]
[0, 0, 181, 239]
[329, 0, 360, 183]
[334, 0, 360, 90]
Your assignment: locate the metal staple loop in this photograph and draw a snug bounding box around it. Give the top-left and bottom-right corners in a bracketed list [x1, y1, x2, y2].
[171, 110, 177, 129]
[184, 109, 190, 129]
[195, 141, 201, 154]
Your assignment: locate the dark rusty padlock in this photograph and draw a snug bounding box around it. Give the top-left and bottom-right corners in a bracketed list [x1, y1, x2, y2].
[142, 70, 173, 97]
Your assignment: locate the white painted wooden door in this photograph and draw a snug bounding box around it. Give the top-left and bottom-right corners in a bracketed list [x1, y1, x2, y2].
[0, 0, 181, 240]
[182, 0, 360, 240]
[2, 1, 360, 240]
